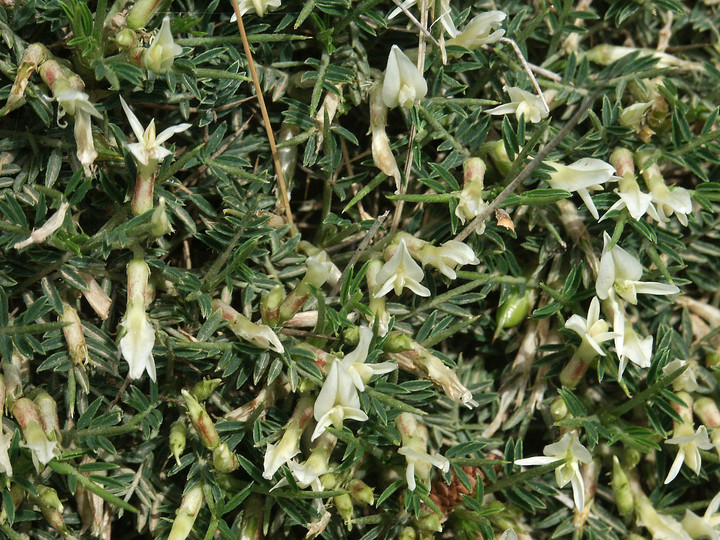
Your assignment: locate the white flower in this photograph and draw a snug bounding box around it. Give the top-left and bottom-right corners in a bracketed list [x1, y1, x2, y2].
[382, 45, 427, 109]
[486, 86, 548, 124]
[311, 360, 368, 441]
[636, 492, 693, 540]
[397, 444, 450, 491]
[263, 426, 302, 479]
[498, 530, 519, 540]
[663, 360, 699, 393]
[515, 432, 592, 510]
[22, 419, 59, 470]
[0, 428, 13, 477]
[119, 259, 156, 381]
[287, 453, 330, 491]
[618, 323, 653, 378]
[120, 96, 191, 169]
[596, 232, 680, 305]
[455, 183, 487, 227]
[682, 492, 720, 540]
[230, 0, 281, 19]
[119, 303, 156, 381]
[228, 316, 285, 353]
[646, 174, 693, 226]
[53, 82, 102, 175]
[545, 158, 618, 219]
[374, 237, 430, 298]
[143, 17, 183, 74]
[342, 326, 395, 392]
[600, 173, 660, 222]
[565, 297, 616, 357]
[664, 424, 714, 484]
[305, 252, 341, 288]
[446, 11, 506, 50]
[417, 240, 479, 280]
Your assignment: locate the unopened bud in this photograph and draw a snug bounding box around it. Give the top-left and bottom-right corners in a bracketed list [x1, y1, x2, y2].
[382, 332, 413, 353]
[417, 513, 442, 532]
[621, 447, 641, 470]
[115, 28, 137, 49]
[609, 148, 634, 177]
[261, 285, 284, 326]
[348, 479, 374, 506]
[32, 486, 68, 535]
[611, 456, 633, 515]
[182, 390, 219, 450]
[619, 102, 653, 130]
[167, 484, 204, 540]
[150, 197, 173, 238]
[343, 327, 359, 347]
[693, 397, 720, 429]
[550, 397, 568, 421]
[34, 392, 60, 440]
[334, 493, 354, 525]
[484, 140, 512, 177]
[190, 378, 222, 402]
[169, 419, 187, 465]
[126, 0, 164, 29]
[60, 301, 89, 365]
[213, 442, 239, 473]
[398, 526, 417, 540]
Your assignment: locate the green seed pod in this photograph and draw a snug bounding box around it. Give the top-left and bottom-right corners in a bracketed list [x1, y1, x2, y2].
[167, 484, 204, 540]
[213, 443, 239, 473]
[495, 290, 531, 337]
[169, 419, 187, 465]
[382, 332, 413, 353]
[348, 479, 374, 506]
[334, 493, 354, 525]
[182, 390, 219, 450]
[611, 456, 633, 515]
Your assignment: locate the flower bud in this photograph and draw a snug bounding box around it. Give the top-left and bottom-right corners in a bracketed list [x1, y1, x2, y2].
[182, 390, 219, 450]
[60, 301, 89, 365]
[619, 102, 653, 130]
[167, 484, 204, 540]
[611, 456, 633, 515]
[609, 148, 634, 177]
[417, 512, 442, 532]
[240, 495, 263, 540]
[398, 527, 417, 540]
[334, 493, 354, 525]
[261, 285, 284, 326]
[115, 28, 137, 50]
[213, 442, 239, 473]
[34, 391, 60, 441]
[483, 140, 513, 178]
[348, 479, 374, 506]
[382, 332, 413, 353]
[31, 486, 68, 536]
[13, 397, 59, 470]
[212, 299, 284, 353]
[169, 419, 187, 465]
[126, 0, 164, 29]
[550, 397, 568, 421]
[370, 80, 401, 191]
[190, 379, 223, 402]
[150, 197, 173, 238]
[366, 259, 390, 336]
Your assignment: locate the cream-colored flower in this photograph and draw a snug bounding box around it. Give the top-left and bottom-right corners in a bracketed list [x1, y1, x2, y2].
[263, 426, 302, 479]
[342, 326, 395, 392]
[143, 17, 182, 74]
[120, 96, 191, 169]
[447, 11, 506, 50]
[600, 173, 659, 222]
[515, 432, 592, 510]
[682, 491, 720, 540]
[546, 159, 617, 219]
[230, 0, 281, 19]
[664, 424, 714, 484]
[374, 237, 430, 298]
[596, 232, 679, 306]
[397, 444, 450, 491]
[305, 252, 341, 288]
[663, 359, 699, 393]
[417, 240, 479, 280]
[382, 45, 427, 109]
[646, 174, 693, 226]
[487, 86, 548, 124]
[119, 259, 156, 381]
[617, 323, 653, 378]
[0, 427, 13, 477]
[565, 297, 616, 357]
[53, 82, 101, 175]
[311, 360, 368, 441]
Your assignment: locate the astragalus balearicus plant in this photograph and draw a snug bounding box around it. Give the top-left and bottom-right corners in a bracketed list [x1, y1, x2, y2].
[1, 0, 720, 538]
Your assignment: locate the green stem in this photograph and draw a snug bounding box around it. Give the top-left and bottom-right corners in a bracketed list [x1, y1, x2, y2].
[485, 459, 565, 494]
[602, 364, 687, 419]
[195, 68, 251, 82]
[0, 321, 70, 336]
[93, 0, 108, 59]
[48, 460, 138, 513]
[418, 104, 469, 156]
[365, 386, 427, 416]
[176, 35, 311, 46]
[206, 159, 268, 182]
[62, 404, 157, 442]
